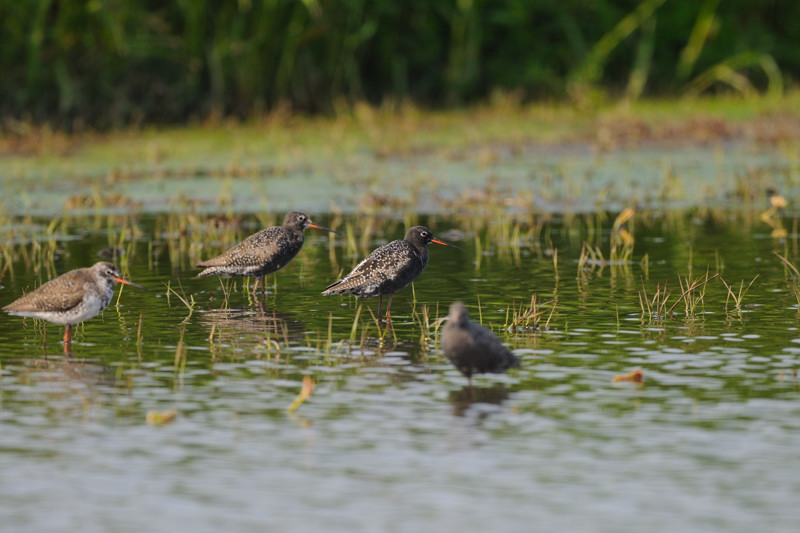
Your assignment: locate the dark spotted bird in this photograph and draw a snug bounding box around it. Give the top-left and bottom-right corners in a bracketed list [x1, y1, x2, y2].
[322, 226, 461, 324]
[196, 211, 338, 293]
[441, 301, 520, 386]
[3, 262, 144, 350]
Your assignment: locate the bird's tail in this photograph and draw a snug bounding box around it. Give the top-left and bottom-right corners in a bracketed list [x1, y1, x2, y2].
[195, 267, 220, 278]
[321, 280, 345, 295]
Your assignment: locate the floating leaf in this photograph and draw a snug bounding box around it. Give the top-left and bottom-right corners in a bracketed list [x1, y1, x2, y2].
[613, 369, 644, 383]
[146, 408, 178, 426]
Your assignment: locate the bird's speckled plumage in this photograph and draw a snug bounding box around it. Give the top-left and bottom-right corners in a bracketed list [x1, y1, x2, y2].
[322, 226, 460, 325]
[322, 226, 456, 298]
[441, 301, 520, 382]
[196, 211, 335, 282]
[3, 262, 130, 325]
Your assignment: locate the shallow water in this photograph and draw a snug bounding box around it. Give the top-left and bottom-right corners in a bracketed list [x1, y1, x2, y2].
[1, 207, 799, 532]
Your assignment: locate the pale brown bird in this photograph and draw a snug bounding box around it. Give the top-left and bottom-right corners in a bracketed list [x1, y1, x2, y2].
[3, 262, 143, 350]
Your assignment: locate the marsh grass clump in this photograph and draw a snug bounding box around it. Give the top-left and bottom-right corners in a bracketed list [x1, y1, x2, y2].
[154, 207, 248, 268]
[610, 207, 635, 263]
[639, 270, 731, 321]
[505, 293, 557, 332]
[720, 274, 759, 312]
[413, 304, 435, 348]
[638, 278, 671, 322]
[578, 241, 606, 276]
[669, 270, 718, 316]
[576, 209, 638, 278]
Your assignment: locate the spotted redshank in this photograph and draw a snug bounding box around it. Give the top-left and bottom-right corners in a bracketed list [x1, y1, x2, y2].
[196, 211, 338, 293]
[322, 226, 461, 324]
[3, 261, 144, 350]
[441, 301, 520, 386]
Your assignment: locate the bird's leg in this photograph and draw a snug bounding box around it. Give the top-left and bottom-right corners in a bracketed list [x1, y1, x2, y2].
[63, 324, 72, 351]
[376, 295, 383, 327]
[253, 276, 266, 295]
[385, 294, 393, 325]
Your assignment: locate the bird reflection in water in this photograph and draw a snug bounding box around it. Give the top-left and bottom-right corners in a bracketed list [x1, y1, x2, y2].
[198, 302, 294, 353]
[449, 383, 511, 418]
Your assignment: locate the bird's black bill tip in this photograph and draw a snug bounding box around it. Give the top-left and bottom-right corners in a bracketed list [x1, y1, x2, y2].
[115, 277, 146, 290]
[308, 222, 341, 236]
[431, 238, 463, 251]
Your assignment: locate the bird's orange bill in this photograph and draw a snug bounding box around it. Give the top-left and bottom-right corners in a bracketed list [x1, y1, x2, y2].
[431, 238, 463, 251]
[115, 277, 146, 290]
[308, 222, 341, 235]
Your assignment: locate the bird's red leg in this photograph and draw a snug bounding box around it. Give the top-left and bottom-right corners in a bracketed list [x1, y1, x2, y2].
[385, 294, 393, 325]
[63, 324, 72, 351]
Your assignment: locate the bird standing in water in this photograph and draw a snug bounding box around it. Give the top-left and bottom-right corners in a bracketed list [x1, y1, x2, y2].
[322, 226, 461, 325]
[441, 301, 520, 386]
[196, 211, 338, 293]
[3, 261, 144, 351]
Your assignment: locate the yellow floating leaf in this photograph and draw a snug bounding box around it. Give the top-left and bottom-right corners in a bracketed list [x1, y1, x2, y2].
[146, 408, 178, 426]
[613, 369, 644, 383]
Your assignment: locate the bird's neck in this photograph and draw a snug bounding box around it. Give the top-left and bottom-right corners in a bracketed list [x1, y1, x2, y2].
[286, 227, 305, 240]
[418, 246, 429, 268]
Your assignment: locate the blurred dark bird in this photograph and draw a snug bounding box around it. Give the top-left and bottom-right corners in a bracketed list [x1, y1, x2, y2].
[441, 301, 520, 386]
[322, 226, 461, 324]
[3, 261, 143, 350]
[196, 211, 338, 293]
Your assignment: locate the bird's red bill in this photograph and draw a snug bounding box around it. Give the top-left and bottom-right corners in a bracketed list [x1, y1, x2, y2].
[308, 222, 341, 235]
[431, 238, 463, 250]
[115, 277, 146, 289]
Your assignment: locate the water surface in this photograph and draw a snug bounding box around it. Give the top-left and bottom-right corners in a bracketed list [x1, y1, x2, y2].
[1, 205, 799, 532]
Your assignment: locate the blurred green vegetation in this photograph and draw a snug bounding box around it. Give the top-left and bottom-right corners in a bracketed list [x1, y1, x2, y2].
[1, 0, 797, 130]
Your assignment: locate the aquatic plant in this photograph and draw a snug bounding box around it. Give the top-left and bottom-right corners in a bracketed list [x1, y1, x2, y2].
[774, 251, 800, 306]
[638, 278, 670, 321]
[287, 376, 316, 414]
[163, 280, 196, 321]
[669, 270, 718, 316]
[505, 294, 556, 332]
[720, 275, 759, 312]
[610, 207, 635, 264]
